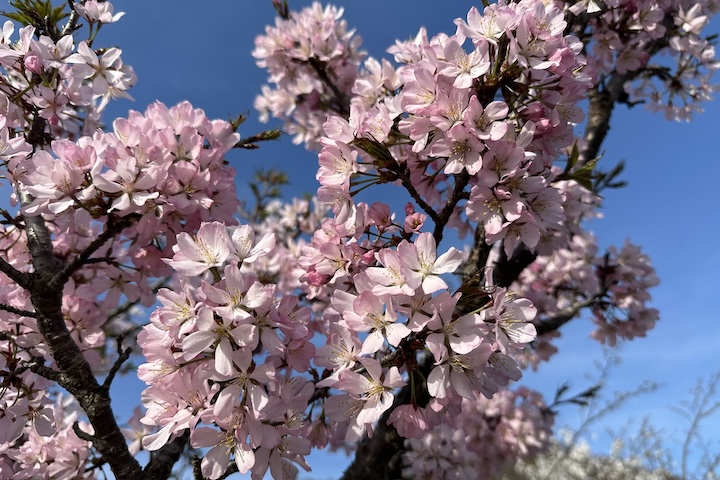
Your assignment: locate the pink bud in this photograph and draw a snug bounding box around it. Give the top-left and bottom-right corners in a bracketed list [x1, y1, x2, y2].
[304, 268, 331, 286]
[404, 202, 415, 216]
[24, 51, 44, 74]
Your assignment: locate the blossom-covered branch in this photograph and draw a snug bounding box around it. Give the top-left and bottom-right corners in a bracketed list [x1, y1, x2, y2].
[0, 0, 713, 479]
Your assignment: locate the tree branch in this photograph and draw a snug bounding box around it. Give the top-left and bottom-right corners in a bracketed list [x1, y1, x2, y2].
[0, 256, 32, 290]
[387, 162, 442, 229]
[50, 214, 137, 290]
[579, 21, 673, 165]
[143, 431, 190, 480]
[434, 170, 470, 246]
[73, 421, 99, 443]
[102, 337, 132, 390]
[62, 0, 82, 36]
[534, 296, 601, 337]
[0, 302, 36, 318]
[579, 73, 628, 165]
[19, 185, 142, 479]
[494, 244, 538, 288]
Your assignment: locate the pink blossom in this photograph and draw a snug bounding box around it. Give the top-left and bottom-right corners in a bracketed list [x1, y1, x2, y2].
[66, 41, 126, 96]
[438, 38, 490, 88]
[397, 232, 463, 293]
[229, 224, 276, 264]
[365, 248, 418, 296]
[191, 426, 255, 478]
[315, 325, 361, 371]
[166, 222, 232, 276]
[336, 359, 405, 425]
[387, 404, 428, 439]
[23, 51, 43, 74]
[317, 140, 358, 186]
[74, 0, 125, 23]
[91, 155, 160, 213]
[340, 290, 411, 354]
[463, 97, 509, 141]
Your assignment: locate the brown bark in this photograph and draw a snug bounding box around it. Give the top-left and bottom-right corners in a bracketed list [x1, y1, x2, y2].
[17, 187, 184, 479]
[20, 189, 144, 479]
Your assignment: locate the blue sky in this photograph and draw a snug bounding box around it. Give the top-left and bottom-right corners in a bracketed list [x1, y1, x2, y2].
[3, 0, 720, 477]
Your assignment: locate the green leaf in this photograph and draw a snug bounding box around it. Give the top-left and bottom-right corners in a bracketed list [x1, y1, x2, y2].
[350, 136, 395, 166]
[2, 0, 69, 39]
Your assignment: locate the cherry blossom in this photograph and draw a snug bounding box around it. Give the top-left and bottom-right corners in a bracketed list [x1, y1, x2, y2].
[0, 0, 702, 478]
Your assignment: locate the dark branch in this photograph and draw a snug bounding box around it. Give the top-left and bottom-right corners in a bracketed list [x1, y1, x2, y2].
[0, 302, 36, 318]
[20, 183, 142, 479]
[434, 170, 470, 246]
[0, 256, 32, 289]
[387, 163, 442, 228]
[74, 421, 99, 443]
[102, 337, 132, 390]
[143, 431, 190, 480]
[50, 215, 137, 290]
[534, 296, 600, 336]
[579, 74, 628, 165]
[192, 457, 204, 480]
[494, 245, 538, 288]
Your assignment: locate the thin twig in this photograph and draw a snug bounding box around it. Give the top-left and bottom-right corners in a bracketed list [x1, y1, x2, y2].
[534, 295, 601, 336]
[50, 215, 136, 290]
[434, 170, 470, 246]
[102, 337, 132, 390]
[388, 163, 442, 227]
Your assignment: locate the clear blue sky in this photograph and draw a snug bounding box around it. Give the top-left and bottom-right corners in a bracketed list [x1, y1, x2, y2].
[4, 0, 720, 477]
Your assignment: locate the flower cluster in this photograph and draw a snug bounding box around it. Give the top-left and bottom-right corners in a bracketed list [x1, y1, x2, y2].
[402, 387, 553, 479]
[0, 395, 94, 480]
[0, 3, 135, 139]
[278, 191, 541, 449]
[313, 0, 591, 257]
[13, 100, 240, 227]
[513, 233, 659, 368]
[0, 0, 692, 478]
[137, 221, 314, 479]
[590, 240, 660, 345]
[136, 209, 540, 476]
[565, 0, 719, 120]
[0, 98, 241, 473]
[254, 3, 365, 148]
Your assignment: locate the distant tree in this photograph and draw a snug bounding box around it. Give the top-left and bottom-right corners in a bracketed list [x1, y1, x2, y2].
[501, 371, 720, 480]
